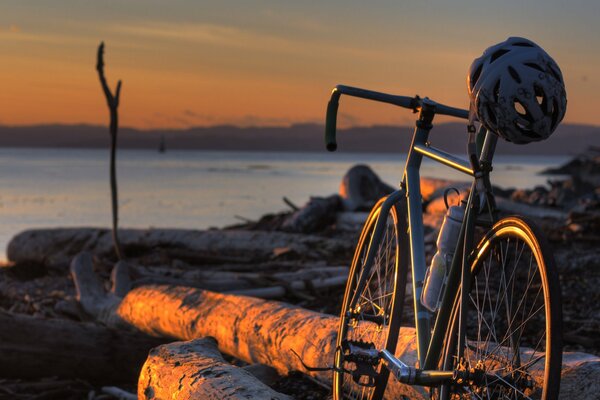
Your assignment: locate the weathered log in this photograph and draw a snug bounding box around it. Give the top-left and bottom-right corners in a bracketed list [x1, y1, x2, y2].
[71, 256, 600, 399]
[281, 195, 341, 233]
[335, 211, 369, 231]
[0, 311, 164, 383]
[138, 337, 291, 400]
[226, 275, 347, 299]
[8, 228, 351, 269]
[110, 286, 600, 399]
[495, 197, 568, 220]
[131, 264, 349, 293]
[71, 252, 126, 328]
[337, 210, 442, 233]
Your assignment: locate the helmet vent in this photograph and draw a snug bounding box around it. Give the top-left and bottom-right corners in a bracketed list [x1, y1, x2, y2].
[490, 49, 510, 63]
[508, 66, 522, 83]
[534, 84, 545, 107]
[515, 121, 542, 141]
[548, 64, 562, 83]
[471, 64, 483, 87]
[493, 80, 501, 102]
[515, 120, 529, 130]
[524, 62, 545, 73]
[512, 42, 535, 47]
[514, 100, 527, 116]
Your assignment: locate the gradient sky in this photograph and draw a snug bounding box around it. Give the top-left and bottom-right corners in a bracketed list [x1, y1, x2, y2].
[1, 0, 599, 129]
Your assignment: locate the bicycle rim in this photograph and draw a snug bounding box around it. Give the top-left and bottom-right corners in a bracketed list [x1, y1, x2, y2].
[442, 216, 562, 400]
[333, 199, 408, 400]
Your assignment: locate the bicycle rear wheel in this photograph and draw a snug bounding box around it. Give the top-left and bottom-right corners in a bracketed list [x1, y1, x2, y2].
[442, 216, 562, 399]
[333, 197, 409, 400]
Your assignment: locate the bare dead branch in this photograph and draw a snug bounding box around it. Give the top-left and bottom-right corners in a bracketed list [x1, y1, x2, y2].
[96, 41, 123, 260]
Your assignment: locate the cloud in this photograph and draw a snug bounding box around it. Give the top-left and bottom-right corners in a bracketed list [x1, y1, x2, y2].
[110, 22, 294, 54]
[339, 112, 361, 126]
[0, 25, 93, 46]
[108, 21, 385, 60]
[182, 110, 298, 127]
[147, 109, 322, 129]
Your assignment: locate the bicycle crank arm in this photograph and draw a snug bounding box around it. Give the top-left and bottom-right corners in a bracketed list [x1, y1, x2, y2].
[380, 350, 454, 386]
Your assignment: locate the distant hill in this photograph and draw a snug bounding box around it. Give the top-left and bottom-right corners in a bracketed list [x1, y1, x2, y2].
[0, 122, 598, 155]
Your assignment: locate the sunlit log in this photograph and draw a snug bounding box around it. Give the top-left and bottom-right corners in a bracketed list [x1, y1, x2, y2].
[71, 254, 600, 399]
[113, 285, 599, 399]
[138, 337, 291, 400]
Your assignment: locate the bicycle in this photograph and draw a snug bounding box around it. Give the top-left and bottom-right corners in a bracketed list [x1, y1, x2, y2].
[325, 84, 563, 399]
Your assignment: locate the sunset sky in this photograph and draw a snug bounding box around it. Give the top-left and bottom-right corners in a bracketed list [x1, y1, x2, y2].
[1, 1, 598, 129]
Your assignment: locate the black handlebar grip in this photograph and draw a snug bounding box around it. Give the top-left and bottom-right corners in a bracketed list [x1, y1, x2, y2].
[325, 97, 340, 151]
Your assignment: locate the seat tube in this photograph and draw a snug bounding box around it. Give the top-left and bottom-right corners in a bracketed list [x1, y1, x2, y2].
[403, 100, 436, 365]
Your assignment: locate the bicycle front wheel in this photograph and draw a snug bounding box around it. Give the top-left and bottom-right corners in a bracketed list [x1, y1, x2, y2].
[442, 216, 562, 400]
[333, 197, 409, 400]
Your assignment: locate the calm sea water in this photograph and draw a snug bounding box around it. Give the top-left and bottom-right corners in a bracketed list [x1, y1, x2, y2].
[0, 148, 568, 260]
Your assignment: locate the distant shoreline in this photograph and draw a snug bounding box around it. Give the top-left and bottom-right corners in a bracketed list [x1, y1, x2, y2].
[1, 122, 598, 155]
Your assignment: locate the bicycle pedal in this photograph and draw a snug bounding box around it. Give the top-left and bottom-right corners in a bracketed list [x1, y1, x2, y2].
[342, 340, 379, 360]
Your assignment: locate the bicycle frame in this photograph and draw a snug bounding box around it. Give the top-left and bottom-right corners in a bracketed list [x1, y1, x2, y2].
[327, 85, 499, 386]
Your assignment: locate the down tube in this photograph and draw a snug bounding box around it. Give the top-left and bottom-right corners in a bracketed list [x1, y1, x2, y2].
[405, 161, 431, 365]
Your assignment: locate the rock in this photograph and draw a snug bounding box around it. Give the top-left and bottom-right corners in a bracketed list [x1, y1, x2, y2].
[339, 165, 395, 211]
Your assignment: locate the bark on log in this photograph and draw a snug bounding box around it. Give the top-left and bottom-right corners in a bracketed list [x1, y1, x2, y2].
[0, 311, 164, 383]
[7, 228, 351, 269]
[138, 337, 291, 400]
[109, 285, 599, 399]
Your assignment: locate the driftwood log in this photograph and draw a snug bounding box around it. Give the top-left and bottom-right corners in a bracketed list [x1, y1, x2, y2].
[7, 228, 351, 269]
[121, 286, 600, 398]
[281, 195, 341, 233]
[339, 164, 395, 211]
[131, 264, 349, 294]
[0, 310, 164, 383]
[138, 337, 291, 400]
[71, 256, 600, 399]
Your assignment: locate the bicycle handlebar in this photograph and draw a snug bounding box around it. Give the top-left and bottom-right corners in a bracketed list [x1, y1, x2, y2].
[325, 84, 469, 152]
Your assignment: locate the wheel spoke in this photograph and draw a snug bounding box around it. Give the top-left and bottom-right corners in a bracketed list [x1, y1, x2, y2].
[335, 205, 405, 400]
[443, 219, 559, 400]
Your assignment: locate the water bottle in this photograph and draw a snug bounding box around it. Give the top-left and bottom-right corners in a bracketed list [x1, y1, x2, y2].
[421, 203, 465, 312]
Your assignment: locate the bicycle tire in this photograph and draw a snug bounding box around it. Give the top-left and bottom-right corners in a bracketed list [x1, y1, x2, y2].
[333, 197, 410, 400]
[440, 216, 562, 400]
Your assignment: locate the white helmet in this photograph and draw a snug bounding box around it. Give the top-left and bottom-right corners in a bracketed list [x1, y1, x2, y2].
[467, 37, 567, 144]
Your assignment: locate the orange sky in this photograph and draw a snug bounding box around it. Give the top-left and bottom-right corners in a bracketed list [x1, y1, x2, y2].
[1, 1, 599, 129]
